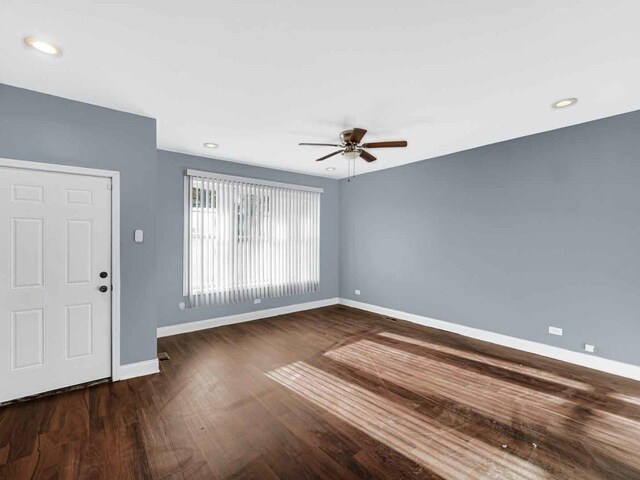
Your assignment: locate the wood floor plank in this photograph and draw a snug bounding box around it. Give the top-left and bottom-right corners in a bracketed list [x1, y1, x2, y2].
[1, 305, 640, 479]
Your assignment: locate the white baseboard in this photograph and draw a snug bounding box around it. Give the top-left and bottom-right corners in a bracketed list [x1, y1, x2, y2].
[339, 298, 640, 382]
[119, 359, 160, 380]
[157, 297, 340, 338]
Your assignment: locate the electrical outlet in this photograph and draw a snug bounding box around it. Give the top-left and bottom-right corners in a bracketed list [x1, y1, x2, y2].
[548, 326, 563, 336]
[254, 298, 261, 304]
[584, 343, 595, 353]
[355, 289, 361, 296]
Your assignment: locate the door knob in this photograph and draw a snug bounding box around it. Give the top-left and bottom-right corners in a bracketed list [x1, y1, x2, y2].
[100, 271, 108, 278]
[99, 285, 109, 293]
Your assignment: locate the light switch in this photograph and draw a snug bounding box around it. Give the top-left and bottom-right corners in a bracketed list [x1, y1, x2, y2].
[134, 229, 144, 243]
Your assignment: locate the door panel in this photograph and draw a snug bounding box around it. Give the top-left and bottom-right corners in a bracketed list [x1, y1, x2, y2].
[65, 303, 93, 359]
[0, 166, 112, 403]
[12, 184, 44, 203]
[11, 308, 45, 370]
[66, 219, 93, 284]
[11, 217, 45, 288]
[65, 188, 93, 206]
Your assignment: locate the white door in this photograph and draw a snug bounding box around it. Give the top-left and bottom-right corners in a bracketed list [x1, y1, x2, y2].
[0, 166, 112, 403]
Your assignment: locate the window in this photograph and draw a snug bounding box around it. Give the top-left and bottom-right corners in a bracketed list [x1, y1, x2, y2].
[184, 170, 322, 307]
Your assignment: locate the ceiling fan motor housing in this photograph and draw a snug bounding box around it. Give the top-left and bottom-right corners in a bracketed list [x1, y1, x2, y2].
[340, 130, 355, 144]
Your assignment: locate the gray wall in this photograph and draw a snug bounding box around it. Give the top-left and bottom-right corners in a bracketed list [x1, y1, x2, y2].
[340, 110, 640, 366]
[5, 81, 638, 369]
[0, 84, 158, 365]
[156, 150, 340, 328]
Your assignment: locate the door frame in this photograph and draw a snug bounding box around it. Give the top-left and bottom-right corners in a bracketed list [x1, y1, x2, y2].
[0, 157, 122, 381]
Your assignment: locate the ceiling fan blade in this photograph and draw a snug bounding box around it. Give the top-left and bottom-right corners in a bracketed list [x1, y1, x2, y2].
[361, 141, 408, 148]
[350, 128, 367, 144]
[360, 150, 377, 162]
[315, 150, 343, 162]
[299, 143, 342, 147]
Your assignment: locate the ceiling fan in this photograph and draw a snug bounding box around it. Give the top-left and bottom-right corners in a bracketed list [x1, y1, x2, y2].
[299, 128, 408, 163]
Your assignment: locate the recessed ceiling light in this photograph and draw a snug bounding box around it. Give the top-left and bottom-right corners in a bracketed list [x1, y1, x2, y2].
[203, 143, 218, 149]
[326, 167, 336, 171]
[552, 98, 578, 109]
[23, 37, 62, 56]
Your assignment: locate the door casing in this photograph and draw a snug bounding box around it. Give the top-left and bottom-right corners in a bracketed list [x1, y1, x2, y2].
[0, 157, 121, 381]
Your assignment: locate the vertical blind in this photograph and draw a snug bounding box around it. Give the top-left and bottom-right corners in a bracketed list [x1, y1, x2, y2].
[184, 170, 322, 307]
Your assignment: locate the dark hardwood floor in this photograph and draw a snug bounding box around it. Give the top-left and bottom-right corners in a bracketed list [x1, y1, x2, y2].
[2, 305, 640, 479]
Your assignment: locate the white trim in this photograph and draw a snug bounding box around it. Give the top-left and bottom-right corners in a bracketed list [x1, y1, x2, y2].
[182, 176, 189, 296]
[0, 158, 119, 178]
[0, 158, 122, 382]
[155, 295, 640, 381]
[110, 173, 121, 380]
[186, 169, 324, 193]
[119, 359, 159, 380]
[157, 297, 339, 337]
[339, 298, 640, 382]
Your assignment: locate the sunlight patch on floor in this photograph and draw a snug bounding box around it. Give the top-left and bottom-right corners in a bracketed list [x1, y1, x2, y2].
[324, 338, 640, 475]
[609, 392, 640, 407]
[325, 339, 568, 428]
[582, 409, 640, 469]
[377, 331, 591, 391]
[267, 361, 552, 480]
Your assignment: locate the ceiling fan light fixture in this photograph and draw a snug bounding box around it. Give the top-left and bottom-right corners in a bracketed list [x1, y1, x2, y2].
[343, 150, 361, 160]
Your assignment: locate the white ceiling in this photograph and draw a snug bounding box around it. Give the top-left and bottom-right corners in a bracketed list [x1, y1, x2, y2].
[2, 1, 640, 179]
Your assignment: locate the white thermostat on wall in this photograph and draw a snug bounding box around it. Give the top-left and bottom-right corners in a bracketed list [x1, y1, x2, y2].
[134, 229, 144, 243]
